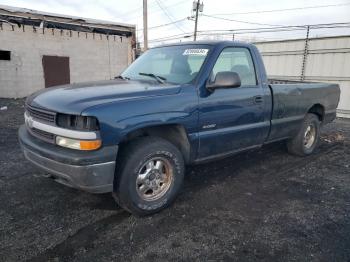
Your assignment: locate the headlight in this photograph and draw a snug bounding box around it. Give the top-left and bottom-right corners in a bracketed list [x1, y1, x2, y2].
[56, 136, 101, 150]
[56, 114, 99, 131]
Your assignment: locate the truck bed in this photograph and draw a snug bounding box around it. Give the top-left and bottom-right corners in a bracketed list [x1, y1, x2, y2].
[268, 78, 308, 84]
[266, 80, 340, 143]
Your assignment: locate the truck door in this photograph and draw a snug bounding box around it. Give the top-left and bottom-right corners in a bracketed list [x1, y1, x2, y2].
[198, 47, 269, 159]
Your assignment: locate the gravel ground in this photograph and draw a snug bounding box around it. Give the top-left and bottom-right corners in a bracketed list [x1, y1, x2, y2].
[0, 98, 350, 262]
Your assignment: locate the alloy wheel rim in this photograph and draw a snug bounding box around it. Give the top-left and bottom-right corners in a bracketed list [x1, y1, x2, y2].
[136, 157, 173, 201]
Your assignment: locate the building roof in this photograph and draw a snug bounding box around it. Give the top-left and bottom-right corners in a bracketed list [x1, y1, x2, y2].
[0, 4, 135, 36]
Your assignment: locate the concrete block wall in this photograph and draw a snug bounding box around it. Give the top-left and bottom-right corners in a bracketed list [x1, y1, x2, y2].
[0, 23, 133, 98]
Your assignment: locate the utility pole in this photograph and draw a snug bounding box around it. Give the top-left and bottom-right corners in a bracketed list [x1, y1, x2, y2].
[300, 25, 310, 81]
[143, 0, 148, 50]
[193, 0, 199, 41]
[192, 1, 203, 41]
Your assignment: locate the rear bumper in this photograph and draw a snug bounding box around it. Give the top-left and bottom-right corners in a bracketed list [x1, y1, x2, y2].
[18, 125, 118, 193]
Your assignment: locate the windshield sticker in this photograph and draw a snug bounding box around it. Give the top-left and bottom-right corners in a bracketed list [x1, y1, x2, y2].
[183, 49, 208, 56]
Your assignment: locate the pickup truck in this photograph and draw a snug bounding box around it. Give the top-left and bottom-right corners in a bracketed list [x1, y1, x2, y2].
[19, 41, 340, 215]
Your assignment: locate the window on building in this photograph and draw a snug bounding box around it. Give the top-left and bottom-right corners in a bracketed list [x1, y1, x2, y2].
[0, 50, 11, 61]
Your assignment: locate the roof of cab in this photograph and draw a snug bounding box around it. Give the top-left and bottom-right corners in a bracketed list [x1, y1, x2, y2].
[154, 40, 254, 49]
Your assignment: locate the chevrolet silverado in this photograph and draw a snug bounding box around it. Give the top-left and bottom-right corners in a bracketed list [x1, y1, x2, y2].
[19, 41, 340, 215]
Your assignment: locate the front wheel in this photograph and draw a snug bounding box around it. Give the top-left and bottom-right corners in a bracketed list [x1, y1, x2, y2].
[113, 137, 185, 216]
[287, 113, 320, 156]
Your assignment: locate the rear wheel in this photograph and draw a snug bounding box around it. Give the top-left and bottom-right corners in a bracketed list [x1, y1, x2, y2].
[287, 113, 320, 156]
[113, 137, 184, 216]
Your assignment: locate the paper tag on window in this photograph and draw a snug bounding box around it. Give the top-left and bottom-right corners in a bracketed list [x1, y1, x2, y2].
[183, 49, 208, 56]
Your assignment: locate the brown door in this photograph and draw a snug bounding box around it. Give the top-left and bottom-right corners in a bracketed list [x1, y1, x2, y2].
[42, 55, 70, 88]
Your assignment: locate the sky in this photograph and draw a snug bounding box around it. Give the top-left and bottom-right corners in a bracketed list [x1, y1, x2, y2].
[0, 0, 350, 46]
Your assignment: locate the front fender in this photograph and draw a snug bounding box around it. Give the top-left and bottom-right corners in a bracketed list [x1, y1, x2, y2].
[81, 87, 199, 146]
[115, 111, 191, 139]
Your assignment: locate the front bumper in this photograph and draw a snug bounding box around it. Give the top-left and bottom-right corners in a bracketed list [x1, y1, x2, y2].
[18, 125, 118, 193]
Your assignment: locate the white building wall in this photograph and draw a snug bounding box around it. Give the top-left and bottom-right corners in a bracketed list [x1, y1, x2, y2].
[0, 23, 133, 98]
[255, 36, 350, 118]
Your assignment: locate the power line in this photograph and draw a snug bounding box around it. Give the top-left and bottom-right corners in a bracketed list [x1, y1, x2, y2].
[117, 0, 189, 21]
[147, 32, 191, 43]
[202, 14, 286, 27]
[199, 22, 350, 31]
[208, 2, 350, 16]
[137, 17, 188, 31]
[118, 0, 153, 18]
[136, 9, 289, 33]
[128, 0, 190, 32]
[119, 2, 350, 21]
[138, 22, 350, 43]
[155, 0, 187, 33]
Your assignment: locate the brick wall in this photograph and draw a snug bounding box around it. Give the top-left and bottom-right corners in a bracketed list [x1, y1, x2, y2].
[0, 23, 133, 98]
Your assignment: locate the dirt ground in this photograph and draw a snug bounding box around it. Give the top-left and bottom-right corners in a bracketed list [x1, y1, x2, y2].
[0, 98, 350, 262]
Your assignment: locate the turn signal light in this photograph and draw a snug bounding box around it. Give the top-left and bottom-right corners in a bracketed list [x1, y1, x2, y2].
[56, 136, 101, 150]
[80, 140, 102, 150]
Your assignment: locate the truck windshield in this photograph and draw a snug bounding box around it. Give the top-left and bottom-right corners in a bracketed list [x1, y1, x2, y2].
[121, 45, 211, 85]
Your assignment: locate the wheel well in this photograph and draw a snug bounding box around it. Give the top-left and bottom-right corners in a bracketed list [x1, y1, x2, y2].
[308, 104, 325, 122]
[120, 124, 191, 163]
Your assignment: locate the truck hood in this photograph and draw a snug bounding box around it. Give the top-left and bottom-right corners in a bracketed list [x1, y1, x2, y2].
[26, 79, 181, 114]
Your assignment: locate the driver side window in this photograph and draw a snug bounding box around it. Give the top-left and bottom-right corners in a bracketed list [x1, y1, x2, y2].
[212, 47, 257, 86]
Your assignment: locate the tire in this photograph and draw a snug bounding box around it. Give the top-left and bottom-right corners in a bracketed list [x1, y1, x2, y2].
[287, 113, 320, 156]
[113, 136, 185, 216]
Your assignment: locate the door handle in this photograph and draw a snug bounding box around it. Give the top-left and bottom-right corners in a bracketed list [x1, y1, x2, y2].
[254, 96, 263, 104]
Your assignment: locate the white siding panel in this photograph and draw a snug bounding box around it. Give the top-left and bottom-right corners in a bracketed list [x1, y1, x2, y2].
[255, 36, 350, 117]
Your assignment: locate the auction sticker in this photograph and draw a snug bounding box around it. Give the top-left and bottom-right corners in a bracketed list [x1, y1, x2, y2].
[183, 49, 208, 56]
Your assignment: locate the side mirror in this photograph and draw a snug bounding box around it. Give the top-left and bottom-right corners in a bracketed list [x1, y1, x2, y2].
[207, 71, 241, 91]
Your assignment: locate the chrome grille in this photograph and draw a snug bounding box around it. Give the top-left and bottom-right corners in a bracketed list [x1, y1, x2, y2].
[26, 105, 56, 123]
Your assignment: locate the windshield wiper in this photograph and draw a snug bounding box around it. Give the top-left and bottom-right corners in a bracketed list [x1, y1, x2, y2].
[115, 75, 130, 80]
[139, 72, 166, 84]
